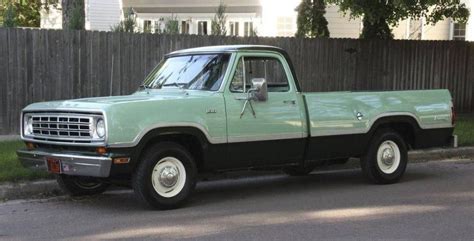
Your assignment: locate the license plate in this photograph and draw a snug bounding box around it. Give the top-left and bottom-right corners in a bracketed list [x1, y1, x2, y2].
[46, 158, 61, 174]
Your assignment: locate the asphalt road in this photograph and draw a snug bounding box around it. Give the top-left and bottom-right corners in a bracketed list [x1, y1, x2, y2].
[1, 159, 474, 241]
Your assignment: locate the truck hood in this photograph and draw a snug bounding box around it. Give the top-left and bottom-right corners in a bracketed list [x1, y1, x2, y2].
[22, 89, 212, 112]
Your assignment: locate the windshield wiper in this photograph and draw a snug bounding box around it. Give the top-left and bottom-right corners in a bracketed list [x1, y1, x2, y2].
[161, 82, 187, 89]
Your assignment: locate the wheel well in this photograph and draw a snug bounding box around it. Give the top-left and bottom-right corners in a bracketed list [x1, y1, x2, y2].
[372, 119, 417, 150]
[136, 132, 206, 172]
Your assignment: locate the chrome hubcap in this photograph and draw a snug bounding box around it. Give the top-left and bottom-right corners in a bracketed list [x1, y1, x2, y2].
[381, 147, 395, 166]
[376, 140, 401, 174]
[158, 166, 179, 188]
[151, 157, 187, 198]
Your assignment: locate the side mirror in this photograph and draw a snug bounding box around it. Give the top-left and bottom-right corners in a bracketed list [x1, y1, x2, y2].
[250, 78, 268, 101]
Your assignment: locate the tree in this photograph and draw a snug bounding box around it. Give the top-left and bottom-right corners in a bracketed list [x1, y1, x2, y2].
[111, 8, 136, 33]
[1, 0, 43, 28]
[211, 2, 227, 36]
[0, 1, 4, 25]
[62, 0, 84, 30]
[296, 0, 330, 38]
[14, 0, 41, 27]
[2, 3, 16, 27]
[327, 0, 470, 39]
[162, 14, 179, 34]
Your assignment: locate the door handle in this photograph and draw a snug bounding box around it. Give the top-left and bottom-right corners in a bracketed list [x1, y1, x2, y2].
[283, 100, 296, 105]
[356, 112, 364, 120]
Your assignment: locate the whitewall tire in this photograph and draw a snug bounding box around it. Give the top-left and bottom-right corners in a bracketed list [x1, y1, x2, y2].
[133, 142, 197, 209]
[361, 130, 408, 184]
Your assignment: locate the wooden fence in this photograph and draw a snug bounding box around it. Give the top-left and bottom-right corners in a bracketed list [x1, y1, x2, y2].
[0, 28, 473, 134]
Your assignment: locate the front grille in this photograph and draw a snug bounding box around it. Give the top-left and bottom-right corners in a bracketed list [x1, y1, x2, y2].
[25, 112, 104, 144]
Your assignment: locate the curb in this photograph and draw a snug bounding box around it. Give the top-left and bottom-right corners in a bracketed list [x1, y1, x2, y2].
[1, 146, 474, 202]
[408, 146, 474, 162]
[0, 179, 63, 202]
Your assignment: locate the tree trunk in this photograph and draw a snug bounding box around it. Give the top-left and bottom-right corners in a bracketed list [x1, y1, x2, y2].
[360, 17, 393, 39]
[62, 0, 85, 30]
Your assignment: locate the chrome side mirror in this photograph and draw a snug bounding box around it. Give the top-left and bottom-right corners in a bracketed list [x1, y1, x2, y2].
[250, 78, 268, 102]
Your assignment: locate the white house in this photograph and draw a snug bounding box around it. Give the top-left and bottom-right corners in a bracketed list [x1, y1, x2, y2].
[40, 0, 122, 32]
[40, 0, 473, 41]
[391, 0, 473, 41]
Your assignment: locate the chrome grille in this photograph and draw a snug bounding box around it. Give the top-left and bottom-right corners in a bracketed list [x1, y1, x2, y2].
[24, 112, 105, 144]
[32, 115, 92, 138]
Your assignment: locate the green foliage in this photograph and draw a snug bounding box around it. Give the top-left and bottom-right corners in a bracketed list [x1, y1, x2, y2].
[111, 8, 136, 33]
[1, 0, 44, 28]
[3, 3, 16, 27]
[296, 0, 330, 38]
[0, 1, 6, 25]
[327, 0, 470, 39]
[62, 0, 84, 30]
[0, 141, 51, 183]
[211, 2, 227, 36]
[454, 115, 474, 147]
[67, 1, 84, 30]
[14, 0, 41, 27]
[162, 14, 179, 34]
[152, 14, 179, 34]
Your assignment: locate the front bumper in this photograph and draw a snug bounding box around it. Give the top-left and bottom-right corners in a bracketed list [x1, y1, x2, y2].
[17, 149, 112, 178]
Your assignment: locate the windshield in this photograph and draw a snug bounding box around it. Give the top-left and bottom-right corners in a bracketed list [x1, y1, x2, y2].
[142, 54, 230, 91]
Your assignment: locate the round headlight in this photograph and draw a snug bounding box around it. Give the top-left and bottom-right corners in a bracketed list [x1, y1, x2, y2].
[96, 119, 106, 138]
[25, 116, 33, 135]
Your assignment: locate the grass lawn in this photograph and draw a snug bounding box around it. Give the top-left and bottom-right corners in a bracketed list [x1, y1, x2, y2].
[0, 114, 473, 183]
[0, 141, 51, 183]
[454, 114, 474, 146]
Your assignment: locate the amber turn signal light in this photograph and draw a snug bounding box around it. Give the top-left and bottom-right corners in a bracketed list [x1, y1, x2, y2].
[25, 142, 36, 150]
[113, 157, 130, 164]
[96, 147, 107, 155]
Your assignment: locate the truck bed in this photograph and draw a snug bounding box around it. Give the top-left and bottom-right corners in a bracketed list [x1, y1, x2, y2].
[302, 89, 453, 159]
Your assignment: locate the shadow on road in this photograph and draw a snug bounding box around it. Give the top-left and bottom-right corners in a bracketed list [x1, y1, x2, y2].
[58, 167, 437, 212]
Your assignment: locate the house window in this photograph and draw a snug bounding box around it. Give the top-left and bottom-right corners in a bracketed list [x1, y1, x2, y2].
[181, 21, 189, 34]
[453, 23, 466, 41]
[229, 21, 239, 36]
[198, 21, 208, 35]
[143, 20, 152, 33]
[244, 22, 254, 37]
[276, 17, 295, 37]
[154, 20, 161, 33]
[408, 19, 422, 40]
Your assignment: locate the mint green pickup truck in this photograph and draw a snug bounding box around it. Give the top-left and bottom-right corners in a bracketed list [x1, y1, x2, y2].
[17, 45, 455, 209]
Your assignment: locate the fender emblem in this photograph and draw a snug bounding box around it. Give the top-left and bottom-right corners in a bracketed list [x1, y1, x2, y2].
[206, 109, 217, 114]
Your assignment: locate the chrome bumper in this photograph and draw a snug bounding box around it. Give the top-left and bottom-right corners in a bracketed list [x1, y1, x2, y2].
[17, 149, 112, 178]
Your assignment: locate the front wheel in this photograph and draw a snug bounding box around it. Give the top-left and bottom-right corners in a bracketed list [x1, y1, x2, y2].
[132, 142, 197, 210]
[361, 130, 408, 184]
[57, 175, 110, 196]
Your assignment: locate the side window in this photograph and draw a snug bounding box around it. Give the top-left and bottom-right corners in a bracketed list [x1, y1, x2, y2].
[230, 56, 290, 93]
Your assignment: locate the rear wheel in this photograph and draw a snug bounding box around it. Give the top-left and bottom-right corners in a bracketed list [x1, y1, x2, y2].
[361, 130, 408, 184]
[57, 175, 110, 196]
[132, 142, 197, 209]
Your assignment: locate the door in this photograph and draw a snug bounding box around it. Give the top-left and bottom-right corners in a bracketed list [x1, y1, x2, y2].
[224, 53, 306, 167]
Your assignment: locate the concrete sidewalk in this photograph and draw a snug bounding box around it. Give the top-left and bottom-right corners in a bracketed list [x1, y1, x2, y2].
[1, 146, 474, 202]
